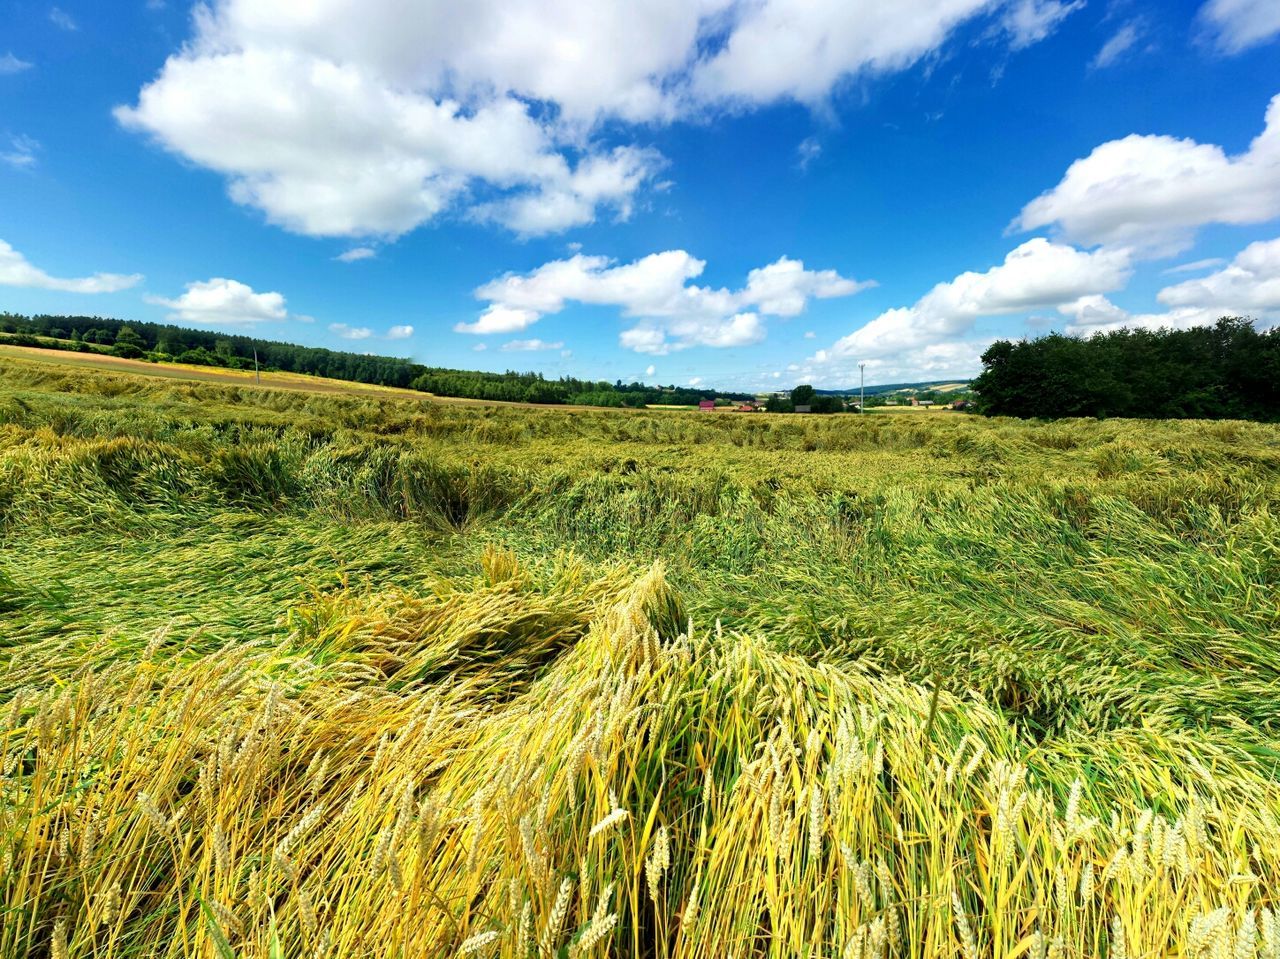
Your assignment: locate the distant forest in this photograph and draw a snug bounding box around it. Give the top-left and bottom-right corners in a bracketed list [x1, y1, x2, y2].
[974, 317, 1280, 421]
[0, 312, 750, 407]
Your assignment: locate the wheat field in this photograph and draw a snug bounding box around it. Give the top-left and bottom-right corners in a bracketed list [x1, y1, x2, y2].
[2, 355, 1278, 958]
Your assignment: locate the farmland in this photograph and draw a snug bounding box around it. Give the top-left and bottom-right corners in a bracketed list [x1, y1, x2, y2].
[2, 355, 1279, 959]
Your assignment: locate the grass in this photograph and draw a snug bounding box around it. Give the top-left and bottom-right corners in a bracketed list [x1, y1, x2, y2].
[1, 354, 1278, 958]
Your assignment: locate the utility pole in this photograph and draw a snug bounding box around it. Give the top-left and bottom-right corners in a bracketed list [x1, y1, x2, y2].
[859, 362, 865, 414]
[253, 347, 260, 386]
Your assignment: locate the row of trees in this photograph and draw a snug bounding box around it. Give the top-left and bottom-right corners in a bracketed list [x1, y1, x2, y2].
[0, 312, 749, 408]
[973, 317, 1280, 421]
[408, 369, 748, 406]
[0, 312, 421, 386]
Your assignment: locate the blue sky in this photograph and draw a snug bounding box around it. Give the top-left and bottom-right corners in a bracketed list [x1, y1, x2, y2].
[2, 0, 1279, 390]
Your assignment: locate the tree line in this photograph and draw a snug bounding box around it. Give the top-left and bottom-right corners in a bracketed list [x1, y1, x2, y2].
[0, 312, 749, 407]
[973, 317, 1280, 421]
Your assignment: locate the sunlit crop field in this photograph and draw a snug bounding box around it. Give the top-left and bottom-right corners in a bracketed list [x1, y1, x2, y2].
[2, 354, 1278, 958]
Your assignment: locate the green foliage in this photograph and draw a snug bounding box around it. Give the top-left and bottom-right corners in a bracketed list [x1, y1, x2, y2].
[809, 394, 845, 413]
[790, 383, 816, 406]
[974, 317, 1280, 421]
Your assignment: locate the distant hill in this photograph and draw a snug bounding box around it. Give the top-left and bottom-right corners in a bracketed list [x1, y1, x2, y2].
[814, 379, 972, 396]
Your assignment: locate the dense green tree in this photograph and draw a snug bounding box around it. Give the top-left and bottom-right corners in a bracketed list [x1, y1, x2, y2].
[791, 384, 816, 406]
[973, 318, 1279, 421]
[114, 326, 146, 351]
[810, 395, 845, 414]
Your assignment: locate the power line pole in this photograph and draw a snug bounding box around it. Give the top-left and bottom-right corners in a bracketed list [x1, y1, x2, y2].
[859, 362, 865, 414]
[253, 347, 260, 386]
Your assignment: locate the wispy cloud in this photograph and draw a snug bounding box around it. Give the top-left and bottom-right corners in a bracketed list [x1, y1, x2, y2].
[1090, 20, 1146, 70]
[1, 134, 39, 169]
[49, 7, 77, 31]
[795, 137, 821, 172]
[1163, 257, 1227, 275]
[0, 53, 33, 75]
[500, 338, 564, 352]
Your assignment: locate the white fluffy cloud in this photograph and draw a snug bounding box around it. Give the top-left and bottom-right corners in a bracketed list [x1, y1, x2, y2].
[329, 323, 373, 340]
[1017, 93, 1280, 253]
[1198, 0, 1280, 54]
[693, 0, 1080, 106]
[146, 277, 287, 325]
[117, 1, 1074, 241]
[462, 250, 870, 354]
[797, 238, 1133, 383]
[385, 324, 414, 340]
[817, 238, 1131, 361]
[455, 306, 543, 336]
[1158, 236, 1280, 315]
[501, 338, 565, 352]
[1056, 295, 1217, 335]
[1059, 237, 1280, 334]
[0, 239, 142, 293]
[117, 49, 659, 238]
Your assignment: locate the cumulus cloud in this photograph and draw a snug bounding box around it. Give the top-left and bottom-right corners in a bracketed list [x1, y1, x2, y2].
[329, 322, 373, 339]
[1157, 236, 1280, 315]
[1016, 92, 1280, 254]
[455, 306, 542, 335]
[116, 1, 1075, 242]
[1058, 237, 1280, 334]
[500, 338, 564, 351]
[645, 364, 656, 376]
[336, 247, 376, 263]
[117, 48, 661, 238]
[463, 250, 870, 354]
[0, 53, 33, 75]
[1198, 0, 1280, 54]
[386, 325, 414, 339]
[692, 0, 1077, 107]
[146, 277, 287, 325]
[0, 239, 142, 293]
[805, 238, 1131, 381]
[1056, 295, 1218, 335]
